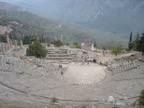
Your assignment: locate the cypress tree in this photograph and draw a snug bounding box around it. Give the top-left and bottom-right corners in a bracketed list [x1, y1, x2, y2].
[135, 33, 140, 51]
[130, 32, 133, 42]
[128, 32, 133, 50]
[141, 33, 144, 54]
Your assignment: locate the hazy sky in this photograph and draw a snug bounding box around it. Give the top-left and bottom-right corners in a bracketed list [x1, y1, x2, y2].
[0, 0, 50, 9]
[0, 0, 35, 2]
[0, 0, 47, 3]
[0, 0, 21, 3]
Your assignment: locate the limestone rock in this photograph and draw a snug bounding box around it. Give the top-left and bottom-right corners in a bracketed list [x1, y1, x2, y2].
[107, 96, 115, 103]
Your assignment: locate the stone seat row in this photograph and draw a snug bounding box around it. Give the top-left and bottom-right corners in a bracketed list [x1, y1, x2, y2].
[100, 79, 144, 98]
[109, 67, 144, 81]
[108, 61, 137, 75]
[0, 55, 62, 74]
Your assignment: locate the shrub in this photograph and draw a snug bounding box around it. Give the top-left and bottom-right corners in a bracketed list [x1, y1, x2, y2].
[0, 35, 7, 42]
[111, 45, 123, 56]
[73, 42, 81, 49]
[26, 40, 47, 58]
[139, 89, 144, 106]
[50, 97, 58, 105]
[23, 36, 37, 45]
[51, 40, 63, 47]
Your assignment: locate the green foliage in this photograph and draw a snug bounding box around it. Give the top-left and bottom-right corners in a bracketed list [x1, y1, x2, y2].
[50, 97, 58, 105]
[129, 41, 135, 50]
[80, 105, 87, 108]
[94, 42, 97, 48]
[112, 45, 123, 56]
[129, 32, 144, 54]
[66, 43, 69, 46]
[26, 40, 47, 58]
[0, 35, 7, 42]
[51, 40, 63, 47]
[139, 89, 144, 106]
[140, 33, 144, 54]
[130, 32, 133, 42]
[134, 33, 140, 51]
[102, 45, 107, 50]
[73, 42, 81, 49]
[39, 35, 44, 43]
[23, 36, 37, 45]
[100, 41, 122, 50]
[141, 43, 144, 55]
[128, 32, 134, 50]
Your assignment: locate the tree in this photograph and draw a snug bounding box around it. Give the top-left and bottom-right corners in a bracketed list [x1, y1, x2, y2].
[23, 36, 37, 45]
[130, 32, 133, 42]
[94, 42, 97, 48]
[129, 32, 144, 55]
[26, 40, 47, 58]
[73, 42, 81, 49]
[51, 39, 63, 47]
[134, 33, 140, 51]
[128, 32, 134, 50]
[39, 35, 44, 43]
[9, 34, 13, 40]
[0, 35, 7, 42]
[140, 33, 144, 54]
[139, 89, 144, 106]
[50, 97, 58, 105]
[112, 45, 123, 56]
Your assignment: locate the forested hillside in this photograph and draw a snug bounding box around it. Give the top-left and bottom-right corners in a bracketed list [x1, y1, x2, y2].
[0, 8, 96, 43]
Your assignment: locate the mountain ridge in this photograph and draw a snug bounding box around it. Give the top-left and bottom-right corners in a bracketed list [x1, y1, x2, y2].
[0, 1, 25, 11]
[1, 0, 143, 38]
[0, 1, 138, 46]
[0, 6, 97, 43]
